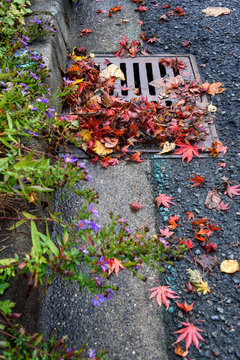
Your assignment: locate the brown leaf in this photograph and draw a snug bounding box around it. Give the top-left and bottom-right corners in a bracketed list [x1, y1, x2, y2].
[196, 254, 219, 272]
[149, 75, 184, 94]
[202, 7, 232, 17]
[207, 82, 226, 96]
[205, 190, 221, 209]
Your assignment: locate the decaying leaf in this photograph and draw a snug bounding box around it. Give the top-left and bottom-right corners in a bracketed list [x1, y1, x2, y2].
[100, 64, 125, 81]
[220, 260, 239, 274]
[79, 129, 92, 142]
[149, 75, 184, 94]
[93, 140, 113, 156]
[158, 141, 176, 154]
[205, 190, 221, 209]
[174, 344, 189, 357]
[202, 7, 232, 17]
[196, 254, 219, 272]
[130, 200, 142, 212]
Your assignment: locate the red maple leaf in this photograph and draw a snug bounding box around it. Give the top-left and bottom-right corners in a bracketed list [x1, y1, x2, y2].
[148, 283, 179, 310]
[175, 301, 194, 313]
[130, 200, 142, 212]
[101, 157, 119, 168]
[162, 4, 170, 9]
[160, 226, 174, 238]
[218, 201, 229, 211]
[108, 258, 125, 276]
[109, 4, 122, 16]
[174, 142, 201, 164]
[188, 174, 205, 187]
[203, 241, 218, 253]
[155, 193, 175, 209]
[173, 320, 205, 351]
[135, 6, 147, 12]
[224, 184, 240, 199]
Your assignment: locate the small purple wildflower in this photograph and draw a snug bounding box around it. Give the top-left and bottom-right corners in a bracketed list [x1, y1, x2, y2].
[63, 153, 78, 164]
[79, 246, 89, 254]
[90, 221, 101, 231]
[75, 219, 89, 232]
[93, 276, 103, 287]
[26, 130, 39, 137]
[37, 95, 50, 104]
[96, 256, 109, 272]
[92, 294, 105, 307]
[105, 288, 113, 300]
[46, 108, 55, 118]
[63, 77, 75, 85]
[88, 203, 100, 218]
[89, 349, 96, 359]
[30, 107, 39, 111]
[160, 238, 169, 248]
[29, 18, 42, 24]
[134, 265, 140, 271]
[77, 161, 86, 170]
[29, 71, 38, 80]
[0, 81, 6, 87]
[48, 27, 56, 33]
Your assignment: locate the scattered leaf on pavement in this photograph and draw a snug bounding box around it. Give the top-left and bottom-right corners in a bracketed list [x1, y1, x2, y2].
[174, 142, 201, 164]
[173, 320, 205, 351]
[108, 258, 125, 276]
[130, 200, 142, 212]
[202, 7, 232, 17]
[148, 283, 180, 310]
[188, 174, 205, 187]
[158, 141, 176, 154]
[100, 64, 125, 81]
[224, 184, 240, 199]
[220, 260, 239, 274]
[205, 190, 221, 209]
[155, 193, 176, 209]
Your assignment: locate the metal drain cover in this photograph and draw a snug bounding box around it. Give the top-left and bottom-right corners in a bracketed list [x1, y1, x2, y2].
[62, 54, 219, 159]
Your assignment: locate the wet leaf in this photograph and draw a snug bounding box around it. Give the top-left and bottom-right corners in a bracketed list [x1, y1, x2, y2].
[174, 142, 201, 164]
[174, 344, 189, 357]
[93, 140, 113, 156]
[100, 64, 125, 81]
[175, 301, 194, 313]
[130, 200, 142, 212]
[196, 254, 219, 272]
[173, 320, 205, 351]
[155, 193, 175, 209]
[202, 7, 232, 17]
[220, 260, 239, 274]
[158, 141, 176, 154]
[224, 184, 240, 199]
[205, 190, 221, 209]
[218, 201, 229, 211]
[188, 174, 205, 187]
[148, 283, 179, 310]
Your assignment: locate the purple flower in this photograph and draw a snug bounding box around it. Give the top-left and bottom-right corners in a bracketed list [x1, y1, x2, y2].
[79, 246, 89, 254]
[37, 96, 50, 104]
[134, 265, 140, 271]
[63, 77, 75, 85]
[30, 107, 39, 111]
[48, 27, 56, 33]
[26, 130, 39, 137]
[29, 71, 38, 80]
[90, 221, 101, 231]
[29, 18, 42, 25]
[89, 349, 96, 359]
[93, 276, 103, 287]
[160, 238, 169, 248]
[96, 256, 109, 272]
[88, 203, 100, 217]
[63, 153, 78, 164]
[0, 81, 6, 87]
[75, 219, 89, 232]
[92, 294, 105, 307]
[77, 161, 86, 170]
[46, 108, 55, 118]
[105, 288, 113, 299]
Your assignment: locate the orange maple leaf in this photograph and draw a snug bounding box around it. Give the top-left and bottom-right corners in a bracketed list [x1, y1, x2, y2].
[175, 301, 194, 313]
[108, 258, 125, 276]
[188, 174, 205, 187]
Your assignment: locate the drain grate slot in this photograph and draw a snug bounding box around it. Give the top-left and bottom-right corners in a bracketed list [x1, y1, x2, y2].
[133, 63, 141, 95]
[146, 63, 156, 96]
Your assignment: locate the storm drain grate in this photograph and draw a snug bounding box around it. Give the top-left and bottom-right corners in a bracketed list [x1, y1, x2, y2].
[62, 54, 219, 159]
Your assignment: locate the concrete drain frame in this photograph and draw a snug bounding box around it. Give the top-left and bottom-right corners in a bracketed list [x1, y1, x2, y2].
[63, 54, 219, 159]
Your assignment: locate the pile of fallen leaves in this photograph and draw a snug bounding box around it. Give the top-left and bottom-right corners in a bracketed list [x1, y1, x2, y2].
[57, 54, 225, 167]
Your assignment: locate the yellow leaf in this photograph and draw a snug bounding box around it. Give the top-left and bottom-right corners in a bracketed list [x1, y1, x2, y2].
[195, 280, 211, 295]
[79, 129, 92, 142]
[28, 192, 38, 203]
[73, 78, 84, 84]
[202, 7, 232, 17]
[220, 260, 239, 274]
[100, 64, 125, 81]
[93, 140, 113, 156]
[158, 141, 176, 154]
